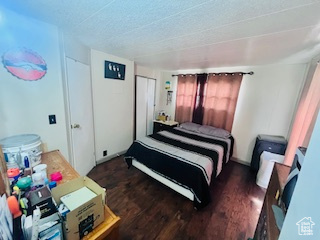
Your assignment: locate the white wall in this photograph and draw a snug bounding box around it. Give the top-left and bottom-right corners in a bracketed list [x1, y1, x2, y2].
[156, 71, 177, 120]
[91, 49, 134, 160]
[158, 64, 308, 163]
[135, 65, 160, 79]
[233, 64, 307, 164]
[63, 34, 90, 65]
[279, 110, 320, 239]
[0, 7, 69, 159]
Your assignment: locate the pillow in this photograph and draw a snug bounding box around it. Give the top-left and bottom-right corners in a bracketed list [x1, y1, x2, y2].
[179, 122, 201, 132]
[198, 125, 231, 138]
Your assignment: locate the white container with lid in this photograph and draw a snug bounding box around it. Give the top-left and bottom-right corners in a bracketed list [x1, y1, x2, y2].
[0, 134, 42, 169]
[33, 164, 47, 179]
[256, 151, 285, 188]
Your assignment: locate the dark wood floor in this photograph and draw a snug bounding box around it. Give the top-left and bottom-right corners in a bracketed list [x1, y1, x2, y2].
[88, 157, 265, 240]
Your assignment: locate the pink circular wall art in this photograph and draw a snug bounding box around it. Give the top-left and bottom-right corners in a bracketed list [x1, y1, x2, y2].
[2, 48, 47, 81]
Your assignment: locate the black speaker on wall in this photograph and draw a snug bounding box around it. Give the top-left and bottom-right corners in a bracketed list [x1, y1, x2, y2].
[104, 60, 125, 80]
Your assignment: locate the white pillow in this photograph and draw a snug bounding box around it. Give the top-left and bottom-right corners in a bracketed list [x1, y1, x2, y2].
[198, 125, 231, 138]
[179, 122, 201, 132]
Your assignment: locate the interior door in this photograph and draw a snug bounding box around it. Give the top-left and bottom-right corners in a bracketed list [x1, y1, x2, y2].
[136, 76, 148, 140]
[66, 57, 95, 176]
[147, 79, 156, 135]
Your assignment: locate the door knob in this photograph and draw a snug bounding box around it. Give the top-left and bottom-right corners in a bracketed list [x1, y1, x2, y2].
[71, 123, 80, 129]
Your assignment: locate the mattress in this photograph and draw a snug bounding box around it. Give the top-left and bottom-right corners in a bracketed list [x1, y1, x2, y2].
[124, 127, 233, 209]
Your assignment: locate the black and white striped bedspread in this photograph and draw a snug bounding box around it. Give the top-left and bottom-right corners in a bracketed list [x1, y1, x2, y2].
[124, 128, 233, 209]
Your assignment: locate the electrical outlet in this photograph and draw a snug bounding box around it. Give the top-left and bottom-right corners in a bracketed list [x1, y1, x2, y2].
[49, 115, 56, 124]
[103, 150, 107, 156]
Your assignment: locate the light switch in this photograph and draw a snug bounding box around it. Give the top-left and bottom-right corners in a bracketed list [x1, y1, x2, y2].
[49, 115, 56, 124]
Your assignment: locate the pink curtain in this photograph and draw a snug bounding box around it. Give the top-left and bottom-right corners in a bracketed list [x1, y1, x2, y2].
[175, 74, 197, 123]
[202, 73, 243, 132]
[284, 64, 320, 165]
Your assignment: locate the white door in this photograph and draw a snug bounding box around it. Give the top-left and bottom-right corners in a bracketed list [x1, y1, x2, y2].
[136, 76, 148, 140]
[147, 79, 156, 135]
[66, 57, 95, 176]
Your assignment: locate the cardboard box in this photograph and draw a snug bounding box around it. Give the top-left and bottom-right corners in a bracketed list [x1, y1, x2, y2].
[51, 177, 106, 240]
[38, 212, 63, 239]
[29, 186, 57, 218]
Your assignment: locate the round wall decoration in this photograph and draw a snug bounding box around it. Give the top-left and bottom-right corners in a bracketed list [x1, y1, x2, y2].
[2, 48, 47, 81]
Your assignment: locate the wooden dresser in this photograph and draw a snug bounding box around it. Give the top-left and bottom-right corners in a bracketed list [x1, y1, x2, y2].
[254, 163, 290, 240]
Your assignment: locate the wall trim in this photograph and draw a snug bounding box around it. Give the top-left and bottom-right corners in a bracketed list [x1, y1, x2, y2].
[230, 157, 251, 166]
[96, 150, 127, 164]
[59, 31, 73, 164]
[135, 74, 156, 80]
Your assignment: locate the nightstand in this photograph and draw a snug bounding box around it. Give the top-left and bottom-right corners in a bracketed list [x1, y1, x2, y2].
[153, 120, 179, 134]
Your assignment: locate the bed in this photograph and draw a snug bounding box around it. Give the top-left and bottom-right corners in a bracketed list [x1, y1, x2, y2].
[124, 123, 234, 209]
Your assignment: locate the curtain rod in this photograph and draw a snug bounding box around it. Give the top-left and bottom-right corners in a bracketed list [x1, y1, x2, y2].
[171, 71, 254, 77]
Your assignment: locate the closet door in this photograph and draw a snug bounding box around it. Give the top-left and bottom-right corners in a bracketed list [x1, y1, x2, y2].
[147, 79, 156, 135]
[136, 76, 148, 140]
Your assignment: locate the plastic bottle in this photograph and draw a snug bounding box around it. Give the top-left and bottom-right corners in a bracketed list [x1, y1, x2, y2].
[24, 156, 29, 168]
[23, 156, 32, 176]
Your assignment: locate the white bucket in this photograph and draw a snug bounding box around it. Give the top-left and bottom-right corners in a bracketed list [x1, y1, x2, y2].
[0, 134, 42, 169]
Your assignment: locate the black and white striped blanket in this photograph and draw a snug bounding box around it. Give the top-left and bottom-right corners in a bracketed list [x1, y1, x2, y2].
[124, 127, 234, 209]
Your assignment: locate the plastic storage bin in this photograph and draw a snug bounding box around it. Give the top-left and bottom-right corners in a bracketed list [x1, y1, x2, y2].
[251, 134, 287, 172]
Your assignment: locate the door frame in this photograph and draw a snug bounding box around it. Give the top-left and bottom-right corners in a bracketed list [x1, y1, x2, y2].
[60, 42, 74, 166]
[134, 75, 156, 140]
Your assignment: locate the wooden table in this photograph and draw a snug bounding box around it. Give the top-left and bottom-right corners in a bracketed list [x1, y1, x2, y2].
[41, 150, 120, 240]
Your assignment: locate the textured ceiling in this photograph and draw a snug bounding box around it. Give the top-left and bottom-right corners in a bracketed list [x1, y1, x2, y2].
[3, 0, 320, 70]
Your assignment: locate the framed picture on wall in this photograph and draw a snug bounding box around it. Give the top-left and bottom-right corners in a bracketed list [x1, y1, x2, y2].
[104, 60, 125, 80]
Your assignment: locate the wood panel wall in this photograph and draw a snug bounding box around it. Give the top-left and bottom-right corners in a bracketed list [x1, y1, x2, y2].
[0, 146, 10, 196]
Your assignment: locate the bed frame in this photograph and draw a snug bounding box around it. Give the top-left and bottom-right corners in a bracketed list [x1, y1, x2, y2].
[132, 159, 194, 201]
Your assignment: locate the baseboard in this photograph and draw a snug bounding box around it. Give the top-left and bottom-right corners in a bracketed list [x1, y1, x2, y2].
[96, 150, 126, 165]
[230, 157, 251, 166]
